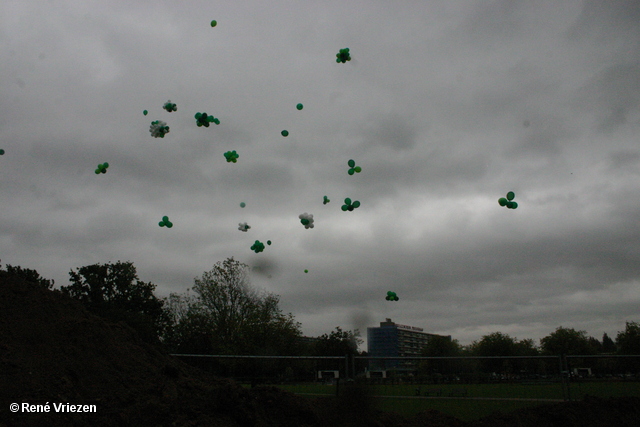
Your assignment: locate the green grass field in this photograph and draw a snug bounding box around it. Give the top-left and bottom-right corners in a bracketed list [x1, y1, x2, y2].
[272, 381, 640, 422]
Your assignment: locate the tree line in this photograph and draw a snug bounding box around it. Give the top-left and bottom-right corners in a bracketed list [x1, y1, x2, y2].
[1, 258, 638, 361]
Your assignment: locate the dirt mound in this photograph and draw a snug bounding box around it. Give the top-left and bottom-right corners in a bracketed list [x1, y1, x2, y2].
[1, 272, 637, 426]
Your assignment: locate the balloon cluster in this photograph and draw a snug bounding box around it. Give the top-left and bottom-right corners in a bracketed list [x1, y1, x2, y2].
[251, 240, 265, 253]
[238, 222, 250, 232]
[163, 100, 177, 112]
[336, 47, 351, 63]
[281, 130, 289, 137]
[296, 103, 303, 110]
[299, 212, 314, 229]
[347, 159, 361, 175]
[323, 195, 330, 205]
[159, 215, 173, 228]
[498, 191, 518, 209]
[210, 20, 217, 27]
[150, 120, 170, 138]
[341, 197, 360, 211]
[195, 112, 220, 127]
[94, 162, 109, 174]
[385, 291, 399, 301]
[224, 150, 239, 163]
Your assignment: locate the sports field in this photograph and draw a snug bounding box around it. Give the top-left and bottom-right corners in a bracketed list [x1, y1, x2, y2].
[275, 381, 640, 422]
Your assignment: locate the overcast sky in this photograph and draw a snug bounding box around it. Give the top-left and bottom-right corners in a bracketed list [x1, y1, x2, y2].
[2, 0, 640, 349]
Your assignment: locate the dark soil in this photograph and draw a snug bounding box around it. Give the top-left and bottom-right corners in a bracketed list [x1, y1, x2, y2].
[1, 272, 638, 426]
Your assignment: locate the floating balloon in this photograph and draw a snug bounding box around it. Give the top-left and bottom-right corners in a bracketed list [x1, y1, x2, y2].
[296, 103, 303, 110]
[143, 110, 148, 116]
[323, 195, 330, 205]
[267, 240, 272, 245]
[281, 130, 289, 137]
[385, 291, 399, 301]
[159, 215, 173, 228]
[251, 240, 265, 253]
[238, 222, 250, 232]
[224, 150, 239, 163]
[304, 269, 308, 273]
[341, 198, 360, 212]
[210, 20, 217, 27]
[94, 162, 109, 174]
[498, 191, 518, 209]
[150, 120, 170, 138]
[240, 202, 246, 208]
[0, 149, 5, 155]
[163, 100, 177, 112]
[195, 112, 220, 127]
[347, 159, 362, 175]
[336, 47, 351, 63]
[299, 212, 314, 229]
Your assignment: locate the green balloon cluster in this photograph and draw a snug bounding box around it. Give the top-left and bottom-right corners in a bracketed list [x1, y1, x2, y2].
[210, 20, 217, 27]
[281, 130, 289, 137]
[299, 212, 314, 228]
[94, 162, 109, 174]
[385, 291, 399, 301]
[341, 197, 360, 211]
[150, 120, 170, 138]
[498, 191, 518, 209]
[323, 195, 330, 205]
[163, 100, 177, 112]
[336, 47, 351, 63]
[159, 215, 173, 228]
[251, 240, 265, 253]
[347, 159, 362, 175]
[296, 103, 303, 110]
[195, 112, 220, 127]
[224, 150, 239, 163]
[143, 110, 148, 116]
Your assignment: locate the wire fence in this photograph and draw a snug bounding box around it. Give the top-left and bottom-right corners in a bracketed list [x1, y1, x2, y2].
[170, 353, 640, 402]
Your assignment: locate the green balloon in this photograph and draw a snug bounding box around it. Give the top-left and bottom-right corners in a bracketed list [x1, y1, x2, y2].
[166, 221, 173, 228]
[344, 198, 351, 205]
[348, 159, 355, 168]
[304, 269, 308, 273]
[159, 221, 165, 227]
[301, 218, 309, 225]
[498, 197, 507, 206]
[0, 149, 4, 155]
[281, 130, 289, 137]
[210, 20, 217, 27]
[143, 110, 148, 116]
[352, 200, 360, 208]
[348, 168, 355, 175]
[296, 103, 303, 110]
[506, 191, 515, 201]
[103, 162, 109, 168]
[354, 166, 361, 173]
[162, 216, 169, 222]
[511, 201, 518, 209]
[267, 240, 271, 245]
[341, 205, 348, 211]
[240, 202, 246, 208]
[95, 169, 100, 174]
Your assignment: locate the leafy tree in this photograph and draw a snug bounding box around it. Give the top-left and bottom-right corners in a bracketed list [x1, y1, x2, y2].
[418, 335, 462, 376]
[540, 327, 597, 355]
[167, 257, 302, 356]
[1, 262, 55, 290]
[313, 326, 362, 356]
[60, 261, 167, 342]
[616, 321, 640, 355]
[602, 332, 616, 353]
[469, 332, 537, 374]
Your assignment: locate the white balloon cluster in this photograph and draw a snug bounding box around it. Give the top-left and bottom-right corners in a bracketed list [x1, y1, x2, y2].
[299, 212, 314, 229]
[238, 222, 251, 232]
